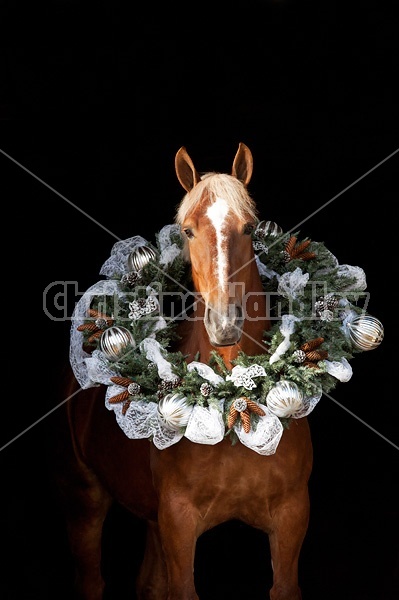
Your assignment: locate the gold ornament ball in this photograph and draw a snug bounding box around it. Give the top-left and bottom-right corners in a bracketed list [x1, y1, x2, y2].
[347, 314, 384, 351]
[127, 245, 158, 272]
[100, 326, 136, 361]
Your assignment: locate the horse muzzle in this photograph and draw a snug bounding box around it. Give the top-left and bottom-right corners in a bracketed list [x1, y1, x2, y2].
[204, 304, 244, 346]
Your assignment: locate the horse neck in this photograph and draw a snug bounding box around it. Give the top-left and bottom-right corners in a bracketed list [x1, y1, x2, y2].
[232, 259, 269, 361]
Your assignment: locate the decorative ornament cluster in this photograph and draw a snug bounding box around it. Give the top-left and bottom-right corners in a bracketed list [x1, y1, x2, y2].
[69, 221, 384, 455]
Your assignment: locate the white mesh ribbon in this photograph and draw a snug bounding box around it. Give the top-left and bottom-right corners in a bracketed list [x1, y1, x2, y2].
[139, 337, 177, 381]
[158, 224, 183, 266]
[269, 314, 300, 365]
[226, 364, 266, 390]
[325, 357, 353, 382]
[277, 267, 309, 300]
[290, 387, 323, 418]
[146, 316, 168, 336]
[234, 405, 284, 455]
[99, 236, 149, 278]
[336, 264, 367, 291]
[69, 279, 121, 389]
[187, 361, 224, 385]
[184, 402, 225, 445]
[314, 248, 339, 276]
[340, 303, 361, 337]
[255, 254, 279, 279]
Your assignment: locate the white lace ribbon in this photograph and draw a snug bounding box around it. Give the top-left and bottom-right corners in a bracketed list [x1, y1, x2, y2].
[234, 405, 284, 455]
[184, 402, 225, 445]
[290, 387, 323, 418]
[69, 279, 122, 389]
[106, 387, 184, 450]
[99, 236, 149, 278]
[277, 267, 309, 300]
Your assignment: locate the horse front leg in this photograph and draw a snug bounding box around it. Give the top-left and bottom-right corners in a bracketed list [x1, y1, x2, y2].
[136, 520, 168, 600]
[157, 496, 200, 600]
[57, 466, 112, 600]
[268, 488, 310, 600]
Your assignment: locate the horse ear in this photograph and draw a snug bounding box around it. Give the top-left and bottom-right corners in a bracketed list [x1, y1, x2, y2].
[175, 147, 202, 192]
[232, 142, 253, 186]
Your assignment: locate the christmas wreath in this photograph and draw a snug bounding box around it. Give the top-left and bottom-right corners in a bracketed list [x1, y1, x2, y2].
[69, 220, 384, 455]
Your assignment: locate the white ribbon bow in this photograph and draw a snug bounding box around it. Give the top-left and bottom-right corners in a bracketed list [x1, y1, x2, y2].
[226, 364, 266, 390]
[129, 296, 159, 321]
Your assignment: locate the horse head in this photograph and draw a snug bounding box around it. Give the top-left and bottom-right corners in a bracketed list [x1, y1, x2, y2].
[175, 143, 265, 348]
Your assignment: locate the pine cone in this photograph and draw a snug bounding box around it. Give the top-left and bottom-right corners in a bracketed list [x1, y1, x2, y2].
[227, 405, 238, 429]
[291, 239, 311, 257]
[240, 410, 251, 433]
[285, 236, 297, 255]
[285, 236, 316, 261]
[301, 337, 325, 352]
[297, 251, 316, 261]
[121, 400, 131, 415]
[303, 361, 320, 369]
[77, 323, 98, 332]
[88, 308, 113, 326]
[108, 390, 130, 404]
[306, 349, 328, 361]
[110, 376, 133, 387]
[246, 399, 266, 416]
[88, 330, 103, 343]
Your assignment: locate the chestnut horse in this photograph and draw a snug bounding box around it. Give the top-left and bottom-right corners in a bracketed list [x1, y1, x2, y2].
[56, 143, 313, 600]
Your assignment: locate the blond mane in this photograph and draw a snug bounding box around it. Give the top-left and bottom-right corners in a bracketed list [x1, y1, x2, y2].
[175, 172, 258, 225]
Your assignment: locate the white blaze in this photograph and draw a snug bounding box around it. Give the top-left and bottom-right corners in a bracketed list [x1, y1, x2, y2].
[206, 196, 229, 289]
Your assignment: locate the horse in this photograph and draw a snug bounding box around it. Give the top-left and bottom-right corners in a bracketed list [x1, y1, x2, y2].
[55, 142, 313, 600]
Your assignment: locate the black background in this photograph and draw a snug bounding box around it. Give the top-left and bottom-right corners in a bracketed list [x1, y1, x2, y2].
[1, 1, 399, 599]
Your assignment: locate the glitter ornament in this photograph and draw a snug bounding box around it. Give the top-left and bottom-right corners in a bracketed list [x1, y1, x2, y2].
[266, 380, 303, 418]
[346, 315, 384, 351]
[292, 349, 306, 363]
[94, 317, 108, 330]
[121, 271, 141, 286]
[127, 382, 141, 395]
[253, 240, 269, 255]
[100, 326, 136, 361]
[200, 382, 213, 397]
[127, 245, 158, 272]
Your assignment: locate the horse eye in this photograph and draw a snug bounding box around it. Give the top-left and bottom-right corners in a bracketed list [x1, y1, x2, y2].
[183, 228, 194, 239]
[243, 223, 255, 235]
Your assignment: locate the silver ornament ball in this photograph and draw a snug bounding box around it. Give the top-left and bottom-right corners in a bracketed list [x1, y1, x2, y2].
[266, 380, 303, 418]
[127, 245, 158, 272]
[157, 392, 193, 431]
[347, 314, 384, 351]
[255, 220, 283, 238]
[100, 326, 136, 361]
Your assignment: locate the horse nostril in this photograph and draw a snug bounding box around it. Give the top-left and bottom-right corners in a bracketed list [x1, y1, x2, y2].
[235, 305, 243, 321]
